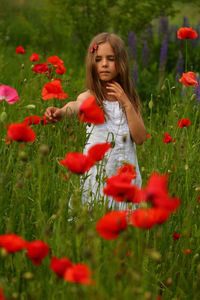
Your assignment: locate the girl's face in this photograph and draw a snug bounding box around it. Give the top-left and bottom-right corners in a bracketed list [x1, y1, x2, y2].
[95, 42, 118, 82]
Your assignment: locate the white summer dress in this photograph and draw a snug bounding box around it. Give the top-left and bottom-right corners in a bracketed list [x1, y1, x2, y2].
[81, 100, 142, 209]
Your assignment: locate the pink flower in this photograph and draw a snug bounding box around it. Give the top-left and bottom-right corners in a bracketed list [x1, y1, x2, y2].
[0, 85, 20, 104]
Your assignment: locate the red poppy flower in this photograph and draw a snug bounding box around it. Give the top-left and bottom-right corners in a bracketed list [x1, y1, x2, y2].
[32, 63, 48, 74]
[0, 286, 6, 300]
[96, 211, 128, 240]
[177, 118, 191, 128]
[136, 173, 181, 212]
[79, 96, 105, 124]
[55, 65, 66, 75]
[130, 208, 171, 229]
[42, 80, 68, 100]
[103, 173, 139, 203]
[60, 152, 94, 174]
[173, 232, 181, 242]
[7, 123, 36, 142]
[50, 256, 72, 278]
[26, 240, 50, 265]
[163, 133, 172, 144]
[16, 46, 25, 54]
[23, 115, 41, 126]
[177, 27, 198, 39]
[64, 263, 93, 285]
[182, 249, 191, 254]
[47, 56, 64, 67]
[179, 72, 198, 87]
[30, 53, 39, 62]
[87, 142, 111, 162]
[0, 233, 26, 253]
[146, 134, 153, 139]
[117, 164, 137, 179]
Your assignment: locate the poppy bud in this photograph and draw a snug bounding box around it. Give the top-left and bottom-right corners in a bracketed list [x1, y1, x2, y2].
[1, 248, 8, 257]
[0, 111, 7, 122]
[166, 277, 172, 286]
[12, 292, 19, 299]
[191, 94, 196, 101]
[148, 100, 153, 109]
[144, 291, 152, 300]
[171, 86, 175, 92]
[24, 166, 33, 179]
[23, 272, 34, 280]
[148, 250, 161, 261]
[161, 84, 166, 91]
[21, 64, 24, 69]
[18, 150, 28, 162]
[24, 78, 27, 83]
[39, 144, 49, 156]
[122, 135, 127, 142]
[25, 104, 36, 110]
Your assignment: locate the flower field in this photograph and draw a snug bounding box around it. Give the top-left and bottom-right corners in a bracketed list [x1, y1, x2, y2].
[0, 26, 200, 300]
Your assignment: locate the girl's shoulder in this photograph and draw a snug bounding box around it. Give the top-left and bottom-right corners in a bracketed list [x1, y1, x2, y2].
[76, 90, 94, 103]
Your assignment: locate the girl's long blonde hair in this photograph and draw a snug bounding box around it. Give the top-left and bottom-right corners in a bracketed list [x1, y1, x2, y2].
[86, 32, 141, 113]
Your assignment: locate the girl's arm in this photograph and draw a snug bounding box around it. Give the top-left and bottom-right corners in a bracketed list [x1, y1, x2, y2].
[106, 81, 146, 145]
[44, 91, 91, 123]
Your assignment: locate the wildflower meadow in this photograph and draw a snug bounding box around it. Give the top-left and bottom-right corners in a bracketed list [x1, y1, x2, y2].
[0, 6, 200, 300]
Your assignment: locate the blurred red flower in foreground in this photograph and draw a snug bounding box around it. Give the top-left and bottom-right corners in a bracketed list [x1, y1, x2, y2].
[23, 115, 47, 126]
[0, 286, 6, 300]
[30, 53, 39, 61]
[0, 84, 20, 104]
[177, 27, 198, 39]
[137, 173, 180, 212]
[26, 240, 50, 265]
[79, 96, 105, 124]
[179, 72, 198, 87]
[173, 232, 181, 242]
[0, 233, 26, 253]
[103, 173, 139, 203]
[177, 118, 191, 128]
[87, 142, 111, 162]
[117, 164, 137, 179]
[64, 263, 93, 285]
[163, 133, 174, 144]
[96, 211, 128, 240]
[50, 256, 72, 278]
[130, 208, 171, 229]
[60, 152, 94, 174]
[7, 123, 36, 142]
[16, 46, 25, 54]
[42, 80, 68, 100]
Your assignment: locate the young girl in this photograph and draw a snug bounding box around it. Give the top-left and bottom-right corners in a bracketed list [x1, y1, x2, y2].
[45, 32, 146, 208]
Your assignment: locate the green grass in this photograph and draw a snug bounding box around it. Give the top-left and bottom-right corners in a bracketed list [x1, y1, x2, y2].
[0, 41, 200, 300]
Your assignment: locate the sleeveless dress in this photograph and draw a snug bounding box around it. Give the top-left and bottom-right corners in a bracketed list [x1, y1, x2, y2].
[81, 100, 142, 209]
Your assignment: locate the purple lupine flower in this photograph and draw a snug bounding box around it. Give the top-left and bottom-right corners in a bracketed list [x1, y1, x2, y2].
[182, 16, 189, 27]
[182, 85, 186, 100]
[128, 31, 138, 60]
[176, 51, 184, 81]
[194, 76, 200, 104]
[142, 39, 149, 69]
[142, 24, 154, 40]
[168, 25, 178, 42]
[159, 16, 169, 39]
[132, 62, 139, 87]
[159, 36, 168, 68]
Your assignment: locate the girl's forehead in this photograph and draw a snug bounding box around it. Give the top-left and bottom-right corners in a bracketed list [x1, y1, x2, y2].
[96, 42, 115, 55]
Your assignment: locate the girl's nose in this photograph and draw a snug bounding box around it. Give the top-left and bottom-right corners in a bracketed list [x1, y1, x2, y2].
[102, 59, 108, 66]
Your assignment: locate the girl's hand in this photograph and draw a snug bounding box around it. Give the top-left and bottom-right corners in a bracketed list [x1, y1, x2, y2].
[44, 107, 65, 123]
[106, 81, 131, 108]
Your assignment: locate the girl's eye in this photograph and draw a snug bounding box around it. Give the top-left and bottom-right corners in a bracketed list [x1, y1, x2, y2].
[95, 58, 101, 62]
[109, 57, 115, 61]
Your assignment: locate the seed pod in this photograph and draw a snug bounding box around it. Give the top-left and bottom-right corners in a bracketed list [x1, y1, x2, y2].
[0, 111, 7, 123]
